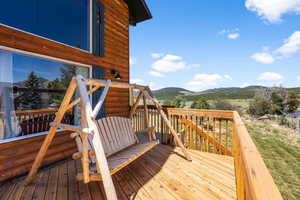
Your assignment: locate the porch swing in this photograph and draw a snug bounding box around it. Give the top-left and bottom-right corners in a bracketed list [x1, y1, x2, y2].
[24, 75, 192, 200]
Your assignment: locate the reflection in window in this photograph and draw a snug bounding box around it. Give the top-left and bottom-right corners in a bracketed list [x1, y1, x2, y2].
[0, 50, 89, 140]
[0, 0, 89, 51]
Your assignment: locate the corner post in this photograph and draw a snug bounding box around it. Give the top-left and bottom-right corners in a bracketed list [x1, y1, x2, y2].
[143, 88, 192, 161]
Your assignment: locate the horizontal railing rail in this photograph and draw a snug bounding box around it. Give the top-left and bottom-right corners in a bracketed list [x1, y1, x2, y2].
[132, 106, 283, 200]
[232, 111, 283, 200]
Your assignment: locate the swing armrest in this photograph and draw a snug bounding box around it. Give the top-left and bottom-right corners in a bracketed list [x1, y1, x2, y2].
[141, 126, 156, 141]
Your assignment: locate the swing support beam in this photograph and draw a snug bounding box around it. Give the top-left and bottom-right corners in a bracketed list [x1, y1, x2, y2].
[24, 75, 192, 200]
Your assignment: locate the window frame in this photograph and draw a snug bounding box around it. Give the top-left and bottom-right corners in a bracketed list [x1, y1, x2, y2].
[0, 0, 91, 52]
[0, 0, 99, 143]
[0, 47, 93, 143]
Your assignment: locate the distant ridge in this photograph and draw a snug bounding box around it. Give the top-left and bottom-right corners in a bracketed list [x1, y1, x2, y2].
[152, 86, 300, 101]
[152, 87, 194, 99]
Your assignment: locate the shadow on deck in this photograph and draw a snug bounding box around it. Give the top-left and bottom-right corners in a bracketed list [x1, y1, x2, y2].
[0, 144, 236, 200]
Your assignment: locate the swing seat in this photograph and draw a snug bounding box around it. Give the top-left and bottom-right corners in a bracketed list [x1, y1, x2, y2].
[73, 116, 159, 181]
[26, 76, 191, 200]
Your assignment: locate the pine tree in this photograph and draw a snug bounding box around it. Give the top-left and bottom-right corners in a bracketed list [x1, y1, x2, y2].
[172, 96, 186, 108]
[47, 78, 64, 106]
[59, 65, 76, 87]
[19, 72, 42, 110]
[191, 99, 210, 109]
[286, 91, 300, 112]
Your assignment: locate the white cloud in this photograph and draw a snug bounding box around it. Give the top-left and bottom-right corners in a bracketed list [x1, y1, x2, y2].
[275, 31, 300, 57]
[130, 57, 136, 65]
[228, 33, 240, 39]
[242, 82, 251, 88]
[219, 28, 240, 40]
[148, 82, 161, 90]
[149, 70, 165, 77]
[130, 78, 161, 90]
[151, 53, 164, 59]
[219, 28, 239, 35]
[252, 31, 300, 64]
[245, 0, 300, 23]
[297, 75, 300, 82]
[251, 52, 275, 64]
[258, 72, 283, 81]
[185, 73, 232, 91]
[151, 54, 195, 73]
[224, 75, 233, 80]
[130, 78, 145, 85]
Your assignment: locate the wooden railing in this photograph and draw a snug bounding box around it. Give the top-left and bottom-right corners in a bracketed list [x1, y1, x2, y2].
[133, 106, 234, 155]
[132, 106, 283, 200]
[0, 105, 284, 199]
[232, 111, 283, 200]
[0, 108, 73, 138]
[133, 105, 167, 134]
[167, 108, 234, 155]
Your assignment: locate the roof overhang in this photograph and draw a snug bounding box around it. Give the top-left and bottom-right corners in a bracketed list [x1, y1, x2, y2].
[124, 0, 152, 25]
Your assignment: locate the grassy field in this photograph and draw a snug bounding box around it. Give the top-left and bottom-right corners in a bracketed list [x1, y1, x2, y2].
[244, 118, 300, 200]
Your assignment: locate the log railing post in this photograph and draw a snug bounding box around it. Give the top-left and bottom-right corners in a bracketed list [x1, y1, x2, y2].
[143, 94, 149, 129]
[143, 89, 192, 161]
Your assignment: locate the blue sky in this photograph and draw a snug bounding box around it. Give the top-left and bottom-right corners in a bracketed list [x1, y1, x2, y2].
[129, 0, 300, 91]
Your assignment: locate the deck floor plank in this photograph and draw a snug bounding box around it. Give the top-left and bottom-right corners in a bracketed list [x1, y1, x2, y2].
[127, 160, 178, 200]
[0, 182, 11, 199]
[146, 148, 225, 199]
[158, 146, 236, 195]
[112, 176, 129, 200]
[75, 160, 93, 200]
[172, 147, 236, 194]
[144, 153, 218, 199]
[21, 168, 45, 200]
[114, 170, 143, 200]
[137, 158, 201, 200]
[32, 168, 50, 200]
[119, 167, 154, 200]
[67, 160, 80, 200]
[56, 160, 69, 200]
[44, 165, 59, 200]
[1, 144, 237, 200]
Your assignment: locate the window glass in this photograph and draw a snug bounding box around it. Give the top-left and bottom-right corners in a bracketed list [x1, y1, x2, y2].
[0, 50, 89, 140]
[0, 0, 89, 51]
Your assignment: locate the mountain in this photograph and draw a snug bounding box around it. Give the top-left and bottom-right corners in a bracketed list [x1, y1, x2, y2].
[288, 87, 300, 94]
[243, 85, 267, 91]
[152, 86, 300, 101]
[196, 87, 241, 94]
[152, 87, 194, 99]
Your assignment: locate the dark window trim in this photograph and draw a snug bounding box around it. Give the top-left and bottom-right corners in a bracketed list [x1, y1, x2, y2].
[92, 0, 105, 57]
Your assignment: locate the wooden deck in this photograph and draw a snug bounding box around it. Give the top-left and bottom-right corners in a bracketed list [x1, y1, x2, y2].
[0, 144, 236, 200]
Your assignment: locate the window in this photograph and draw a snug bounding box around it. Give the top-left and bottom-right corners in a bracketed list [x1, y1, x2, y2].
[0, 50, 90, 140]
[0, 0, 90, 51]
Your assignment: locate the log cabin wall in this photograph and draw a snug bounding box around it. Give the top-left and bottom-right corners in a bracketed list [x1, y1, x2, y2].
[100, 0, 130, 117]
[0, 131, 76, 182]
[0, 0, 130, 181]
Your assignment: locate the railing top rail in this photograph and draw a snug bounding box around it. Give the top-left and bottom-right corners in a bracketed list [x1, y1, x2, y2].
[233, 111, 282, 200]
[0, 108, 72, 116]
[166, 108, 234, 119]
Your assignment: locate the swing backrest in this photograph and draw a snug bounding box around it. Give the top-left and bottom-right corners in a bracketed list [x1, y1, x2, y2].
[95, 117, 137, 157]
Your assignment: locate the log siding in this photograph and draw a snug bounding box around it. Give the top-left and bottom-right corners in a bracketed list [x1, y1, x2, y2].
[0, 0, 130, 181]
